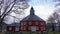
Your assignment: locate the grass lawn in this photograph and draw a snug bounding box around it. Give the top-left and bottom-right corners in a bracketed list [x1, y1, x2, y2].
[0, 31, 60, 34]
[48, 31, 60, 34]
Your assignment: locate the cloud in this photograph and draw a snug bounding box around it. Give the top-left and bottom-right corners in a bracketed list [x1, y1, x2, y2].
[25, 5, 55, 21]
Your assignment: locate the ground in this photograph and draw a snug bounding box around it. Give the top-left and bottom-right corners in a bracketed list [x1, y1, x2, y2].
[0, 31, 60, 34]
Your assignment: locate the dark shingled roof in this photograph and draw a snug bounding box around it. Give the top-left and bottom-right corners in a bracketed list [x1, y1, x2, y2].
[21, 7, 45, 22]
[7, 23, 20, 26]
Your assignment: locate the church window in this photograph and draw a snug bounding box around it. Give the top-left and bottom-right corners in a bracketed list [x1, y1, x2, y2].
[21, 23, 24, 25]
[36, 22, 38, 25]
[9, 27, 12, 30]
[23, 26, 26, 30]
[24, 22, 26, 25]
[41, 23, 43, 25]
[36, 26, 39, 30]
[21, 27, 23, 30]
[29, 22, 32, 25]
[41, 27, 44, 31]
[28, 26, 31, 30]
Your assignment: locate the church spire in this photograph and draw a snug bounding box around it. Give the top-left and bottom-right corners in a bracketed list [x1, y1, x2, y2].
[30, 7, 35, 15]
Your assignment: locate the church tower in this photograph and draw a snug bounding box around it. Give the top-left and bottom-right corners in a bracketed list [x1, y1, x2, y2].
[20, 7, 46, 32]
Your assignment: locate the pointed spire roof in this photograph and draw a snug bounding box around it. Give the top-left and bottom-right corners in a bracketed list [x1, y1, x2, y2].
[30, 7, 35, 15]
[20, 7, 45, 22]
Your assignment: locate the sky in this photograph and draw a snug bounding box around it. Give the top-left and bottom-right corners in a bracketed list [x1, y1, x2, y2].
[25, 0, 56, 21]
[5, 0, 56, 24]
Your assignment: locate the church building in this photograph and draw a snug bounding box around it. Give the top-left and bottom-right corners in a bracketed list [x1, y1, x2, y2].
[20, 7, 46, 32]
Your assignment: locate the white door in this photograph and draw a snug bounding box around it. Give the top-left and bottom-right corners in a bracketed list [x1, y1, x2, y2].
[31, 26, 36, 32]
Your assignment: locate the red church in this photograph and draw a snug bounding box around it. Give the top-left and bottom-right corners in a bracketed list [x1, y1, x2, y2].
[20, 7, 46, 32]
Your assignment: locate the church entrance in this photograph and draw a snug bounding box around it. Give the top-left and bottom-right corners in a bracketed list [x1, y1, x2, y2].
[31, 26, 37, 32]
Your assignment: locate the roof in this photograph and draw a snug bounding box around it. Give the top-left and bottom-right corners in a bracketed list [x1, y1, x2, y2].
[7, 23, 20, 26]
[21, 7, 45, 22]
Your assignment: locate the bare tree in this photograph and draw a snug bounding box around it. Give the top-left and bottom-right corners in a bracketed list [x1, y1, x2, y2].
[0, 0, 16, 23]
[10, 0, 30, 22]
[53, 0, 60, 7]
[0, 0, 30, 32]
[0, 0, 17, 32]
[2, 0, 30, 23]
[47, 15, 56, 34]
[47, 9, 60, 33]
